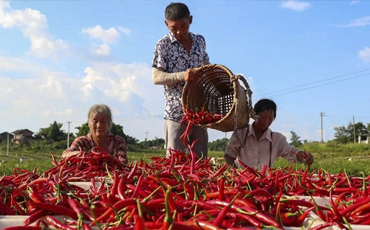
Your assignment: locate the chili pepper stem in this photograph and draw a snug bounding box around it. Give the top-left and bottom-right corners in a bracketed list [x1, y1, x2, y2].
[90, 204, 102, 230]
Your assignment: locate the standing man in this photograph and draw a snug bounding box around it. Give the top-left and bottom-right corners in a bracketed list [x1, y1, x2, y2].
[152, 2, 210, 158]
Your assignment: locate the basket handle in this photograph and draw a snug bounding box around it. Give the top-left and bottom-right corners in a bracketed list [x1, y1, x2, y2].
[231, 74, 253, 147]
[231, 74, 254, 120]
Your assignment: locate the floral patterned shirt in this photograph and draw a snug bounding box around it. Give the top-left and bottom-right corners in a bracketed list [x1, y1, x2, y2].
[62, 133, 128, 165]
[152, 32, 210, 122]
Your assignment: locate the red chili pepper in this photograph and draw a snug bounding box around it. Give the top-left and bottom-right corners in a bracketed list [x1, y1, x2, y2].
[338, 196, 370, 218]
[206, 200, 282, 228]
[67, 197, 84, 228]
[127, 161, 138, 181]
[50, 151, 58, 167]
[30, 201, 78, 219]
[134, 214, 147, 230]
[24, 209, 48, 226]
[110, 171, 120, 199]
[213, 192, 240, 226]
[0, 200, 15, 215]
[309, 221, 338, 230]
[173, 220, 223, 230]
[44, 215, 75, 230]
[279, 198, 314, 208]
[280, 211, 300, 226]
[2, 227, 42, 230]
[350, 202, 370, 216]
[292, 206, 315, 227]
[131, 173, 144, 199]
[82, 223, 92, 230]
[217, 178, 225, 201]
[209, 164, 227, 179]
[96, 198, 137, 223]
[117, 175, 127, 200]
[234, 212, 264, 228]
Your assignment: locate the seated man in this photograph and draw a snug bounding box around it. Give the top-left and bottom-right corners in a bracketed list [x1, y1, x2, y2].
[224, 98, 314, 169]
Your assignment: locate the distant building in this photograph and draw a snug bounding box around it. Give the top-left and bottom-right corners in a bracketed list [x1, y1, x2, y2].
[358, 134, 369, 144]
[149, 146, 159, 150]
[0, 132, 14, 142]
[12, 129, 34, 144]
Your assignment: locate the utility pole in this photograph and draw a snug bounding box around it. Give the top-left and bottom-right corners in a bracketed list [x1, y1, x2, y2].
[353, 116, 356, 144]
[320, 112, 325, 143]
[7, 132, 9, 156]
[67, 121, 72, 148]
[145, 131, 148, 141]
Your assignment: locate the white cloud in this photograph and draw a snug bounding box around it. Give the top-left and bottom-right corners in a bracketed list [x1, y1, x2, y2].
[90, 43, 111, 56]
[359, 47, 370, 63]
[39, 75, 65, 99]
[280, 0, 311, 11]
[118, 26, 131, 35]
[44, 109, 73, 116]
[350, 0, 359, 5]
[339, 16, 370, 27]
[0, 54, 163, 138]
[80, 62, 154, 104]
[82, 25, 125, 43]
[0, 4, 68, 59]
[0, 56, 37, 73]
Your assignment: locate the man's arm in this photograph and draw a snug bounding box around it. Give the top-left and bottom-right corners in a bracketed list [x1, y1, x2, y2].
[152, 67, 185, 85]
[224, 130, 243, 167]
[152, 67, 202, 85]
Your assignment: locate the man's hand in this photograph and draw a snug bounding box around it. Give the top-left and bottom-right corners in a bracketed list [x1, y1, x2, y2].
[304, 152, 314, 165]
[184, 68, 199, 82]
[297, 151, 314, 165]
[224, 155, 237, 167]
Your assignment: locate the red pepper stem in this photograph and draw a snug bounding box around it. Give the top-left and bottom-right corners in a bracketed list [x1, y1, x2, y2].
[135, 199, 145, 218]
[90, 204, 103, 230]
[164, 189, 174, 230]
[142, 186, 161, 202]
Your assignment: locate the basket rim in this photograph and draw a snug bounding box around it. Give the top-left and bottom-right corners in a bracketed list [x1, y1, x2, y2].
[182, 64, 235, 111]
[182, 64, 252, 132]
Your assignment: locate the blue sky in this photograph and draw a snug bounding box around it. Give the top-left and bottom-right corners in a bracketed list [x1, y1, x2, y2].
[1, 0, 369, 143]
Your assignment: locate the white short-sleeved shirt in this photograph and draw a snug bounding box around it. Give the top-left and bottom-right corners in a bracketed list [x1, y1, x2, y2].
[224, 124, 301, 169]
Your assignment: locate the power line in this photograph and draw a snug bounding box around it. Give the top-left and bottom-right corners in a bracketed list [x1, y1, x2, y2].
[255, 69, 370, 98]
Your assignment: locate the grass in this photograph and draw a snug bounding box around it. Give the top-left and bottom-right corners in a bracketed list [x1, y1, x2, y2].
[1, 143, 370, 177]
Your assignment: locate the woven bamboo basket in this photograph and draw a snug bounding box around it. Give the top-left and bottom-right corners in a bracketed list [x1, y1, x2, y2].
[182, 64, 253, 132]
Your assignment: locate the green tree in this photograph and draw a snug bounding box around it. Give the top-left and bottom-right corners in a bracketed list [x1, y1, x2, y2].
[290, 131, 302, 147]
[76, 123, 90, 137]
[111, 123, 125, 138]
[37, 121, 66, 142]
[139, 137, 165, 149]
[333, 126, 350, 144]
[334, 122, 369, 144]
[125, 135, 140, 147]
[209, 138, 229, 151]
[76, 122, 126, 137]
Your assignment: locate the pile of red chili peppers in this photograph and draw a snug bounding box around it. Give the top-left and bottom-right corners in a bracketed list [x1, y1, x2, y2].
[1, 109, 370, 230]
[1, 146, 370, 230]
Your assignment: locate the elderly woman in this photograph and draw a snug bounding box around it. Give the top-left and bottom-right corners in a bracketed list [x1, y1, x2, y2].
[62, 104, 128, 165]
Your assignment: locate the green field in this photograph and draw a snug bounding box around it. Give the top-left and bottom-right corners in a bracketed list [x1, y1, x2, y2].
[1, 142, 370, 176]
